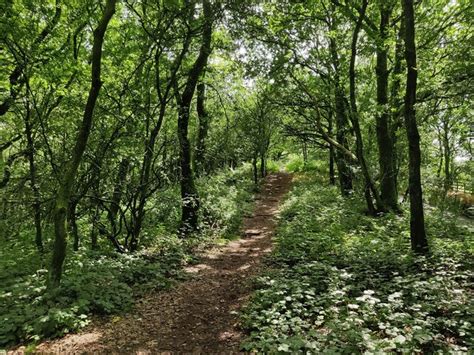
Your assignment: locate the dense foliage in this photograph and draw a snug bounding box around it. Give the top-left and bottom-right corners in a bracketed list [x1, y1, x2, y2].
[0, 166, 255, 346]
[242, 171, 473, 353]
[0, 0, 472, 350]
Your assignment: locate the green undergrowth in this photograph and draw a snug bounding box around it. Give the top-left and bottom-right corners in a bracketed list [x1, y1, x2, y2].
[241, 173, 473, 353]
[284, 155, 327, 174]
[0, 165, 256, 348]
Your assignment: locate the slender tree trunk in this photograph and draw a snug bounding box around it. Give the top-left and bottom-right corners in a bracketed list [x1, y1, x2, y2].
[68, 200, 79, 251]
[328, 114, 336, 185]
[252, 155, 258, 185]
[442, 120, 452, 191]
[175, 0, 213, 236]
[260, 153, 266, 178]
[24, 101, 43, 253]
[376, 5, 398, 211]
[195, 81, 210, 176]
[49, 0, 117, 288]
[90, 204, 99, 250]
[302, 141, 308, 165]
[402, 0, 429, 253]
[348, 0, 382, 214]
[329, 27, 353, 195]
[390, 22, 405, 182]
[109, 158, 129, 227]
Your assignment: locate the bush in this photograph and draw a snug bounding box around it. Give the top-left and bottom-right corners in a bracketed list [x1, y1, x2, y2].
[284, 155, 325, 174]
[198, 165, 255, 241]
[0, 249, 182, 346]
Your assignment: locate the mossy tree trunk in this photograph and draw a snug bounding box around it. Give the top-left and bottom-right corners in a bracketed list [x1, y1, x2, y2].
[48, 0, 117, 289]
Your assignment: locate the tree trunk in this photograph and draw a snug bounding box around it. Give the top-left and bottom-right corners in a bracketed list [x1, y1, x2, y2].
[108, 158, 129, 233]
[260, 153, 266, 178]
[329, 33, 353, 196]
[302, 141, 308, 165]
[90, 204, 99, 250]
[390, 22, 405, 185]
[252, 155, 258, 185]
[49, 0, 117, 289]
[328, 113, 336, 185]
[24, 101, 43, 253]
[348, 0, 381, 214]
[376, 5, 398, 211]
[442, 120, 452, 191]
[175, 0, 213, 236]
[68, 200, 79, 251]
[402, 0, 429, 253]
[195, 81, 210, 176]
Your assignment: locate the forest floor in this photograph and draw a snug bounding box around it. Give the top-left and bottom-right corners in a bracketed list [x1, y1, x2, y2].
[27, 172, 293, 354]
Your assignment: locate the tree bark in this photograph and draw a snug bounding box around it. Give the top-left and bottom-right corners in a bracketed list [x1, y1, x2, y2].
[402, 0, 429, 253]
[194, 81, 210, 176]
[175, 0, 213, 236]
[252, 155, 258, 185]
[329, 32, 353, 196]
[442, 119, 452, 191]
[24, 101, 43, 253]
[260, 153, 266, 178]
[376, 5, 399, 211]
[328, 113, 336, 185]
[109, 158, 129, 225]
[48, 0, 117, 288]
[389, 22, 405, 191]
[68, 200, 79, 251]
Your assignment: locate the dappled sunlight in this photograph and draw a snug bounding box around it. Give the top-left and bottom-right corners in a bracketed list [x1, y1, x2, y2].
[185, 263, 213, 273]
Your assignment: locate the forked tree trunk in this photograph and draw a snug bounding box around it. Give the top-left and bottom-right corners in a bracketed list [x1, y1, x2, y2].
[49, 0, 117, 288]
[402, 0, 429, 253]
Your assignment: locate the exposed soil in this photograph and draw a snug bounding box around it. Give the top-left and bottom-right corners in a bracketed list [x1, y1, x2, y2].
[28, 172, 292, 354]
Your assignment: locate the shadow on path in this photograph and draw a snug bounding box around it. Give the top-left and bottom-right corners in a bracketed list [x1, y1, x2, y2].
[33, 172, 293, 354]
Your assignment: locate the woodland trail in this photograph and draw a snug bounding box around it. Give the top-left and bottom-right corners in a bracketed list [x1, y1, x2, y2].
[32, 172, 293, 354]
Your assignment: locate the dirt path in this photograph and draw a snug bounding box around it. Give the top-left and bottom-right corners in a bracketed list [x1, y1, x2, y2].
[33, 172, 292, 354]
